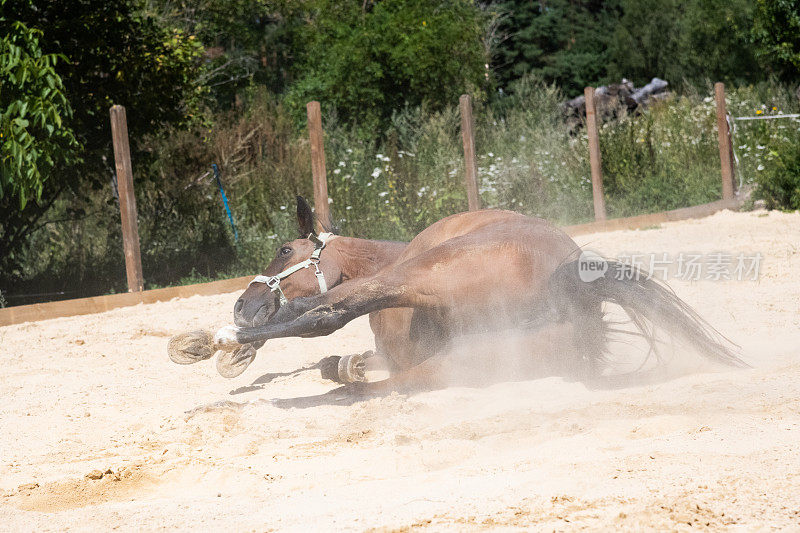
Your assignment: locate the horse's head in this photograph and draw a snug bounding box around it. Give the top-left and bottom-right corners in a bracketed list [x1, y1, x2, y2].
[233, 196, 342, 327]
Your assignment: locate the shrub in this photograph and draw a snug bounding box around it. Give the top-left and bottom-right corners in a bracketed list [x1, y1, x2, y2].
[599, 93, 722, 217]
[754, 143, 800, 210]
[284, 0, 489, 134]
[725, 81, 800, 210]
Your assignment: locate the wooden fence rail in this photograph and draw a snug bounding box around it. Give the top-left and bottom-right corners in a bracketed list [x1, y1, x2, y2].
[1, 87, 748, 326]
[714, 82, 736, 200]
[306, 101, 332, 232]
[109, 105, 144, 292]
[584, 86, 607, 221]
[459, 94, 481, 211]
[0, 198, 743, 327]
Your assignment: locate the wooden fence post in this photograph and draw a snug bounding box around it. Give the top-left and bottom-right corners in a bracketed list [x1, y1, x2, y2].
[109, 105, 144, 292]
[584, 87, 607, 221]
[714, 82, 735, 200]
[459, 94, 481, 211]
[306, 101, 331, 231]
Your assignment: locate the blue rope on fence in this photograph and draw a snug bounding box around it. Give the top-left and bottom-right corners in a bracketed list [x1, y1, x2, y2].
[212, 164, 239, 242]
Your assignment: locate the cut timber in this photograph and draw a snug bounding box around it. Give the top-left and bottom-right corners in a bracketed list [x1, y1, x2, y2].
[564, 78, 669, 131]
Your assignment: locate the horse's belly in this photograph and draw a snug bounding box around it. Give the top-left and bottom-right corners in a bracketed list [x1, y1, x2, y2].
[369, 308, 415, 370]
[369, 306, 451, 371]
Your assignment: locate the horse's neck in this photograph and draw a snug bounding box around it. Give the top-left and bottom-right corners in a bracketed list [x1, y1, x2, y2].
[333, 237, 406, 280]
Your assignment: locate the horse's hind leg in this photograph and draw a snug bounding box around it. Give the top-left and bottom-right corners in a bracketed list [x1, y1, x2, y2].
[346, 352, 457, 395]
[343, 317, 574, 395]
[317, 350, 376, 384]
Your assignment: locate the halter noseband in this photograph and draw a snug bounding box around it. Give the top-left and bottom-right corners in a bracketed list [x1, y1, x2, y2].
[248, 232, 335, 307]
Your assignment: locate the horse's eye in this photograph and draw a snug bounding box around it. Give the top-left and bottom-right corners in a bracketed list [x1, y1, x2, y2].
[280, 246, 292, 256]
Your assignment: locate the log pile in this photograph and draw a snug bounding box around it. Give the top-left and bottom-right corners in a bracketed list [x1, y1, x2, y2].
[563, 77, 669, 131]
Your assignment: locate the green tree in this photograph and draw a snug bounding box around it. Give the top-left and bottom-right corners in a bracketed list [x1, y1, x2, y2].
[753, 0, 800, 80]
[607, 0, 761, 88]
[284, 0, 489, 134]
[143, 0, 306, 107]
[5, 0, 205, 166]
[492, 0, 619, 95]
[0, 18, 79, 207]
[0, 0, 204, 273]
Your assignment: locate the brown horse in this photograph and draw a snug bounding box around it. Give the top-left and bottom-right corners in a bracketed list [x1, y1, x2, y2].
[217, 196, 745, 401]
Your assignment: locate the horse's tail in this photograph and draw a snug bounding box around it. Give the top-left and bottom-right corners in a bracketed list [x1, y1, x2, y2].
[547, 258, 748, 376]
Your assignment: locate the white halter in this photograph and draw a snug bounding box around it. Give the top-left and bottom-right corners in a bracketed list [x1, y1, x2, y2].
[249, 232, 335, 306]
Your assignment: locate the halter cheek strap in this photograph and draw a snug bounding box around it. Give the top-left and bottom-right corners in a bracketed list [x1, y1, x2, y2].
[249, 232, 335, 307]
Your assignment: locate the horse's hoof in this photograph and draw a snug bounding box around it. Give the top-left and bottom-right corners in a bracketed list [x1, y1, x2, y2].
[216, 344, 257, 379]
[318, 356, 343, 382]
[337, 353, 367, 383]
[168, 330, 215, 365]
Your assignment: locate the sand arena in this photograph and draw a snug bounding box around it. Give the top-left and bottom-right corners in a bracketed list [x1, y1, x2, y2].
[2, 209, 799, 530]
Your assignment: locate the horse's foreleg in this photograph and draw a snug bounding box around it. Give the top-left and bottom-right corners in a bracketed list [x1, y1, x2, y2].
[227, 277, 408, 346]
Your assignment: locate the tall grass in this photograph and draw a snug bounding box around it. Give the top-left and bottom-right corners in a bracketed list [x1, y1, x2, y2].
[4, 78, 798, 304]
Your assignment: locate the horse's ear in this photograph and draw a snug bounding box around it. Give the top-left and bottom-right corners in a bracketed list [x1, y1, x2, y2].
[296, 195, 316, 237]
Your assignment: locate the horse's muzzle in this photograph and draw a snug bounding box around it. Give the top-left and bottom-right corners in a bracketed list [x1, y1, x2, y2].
[233, 296, 272, 328]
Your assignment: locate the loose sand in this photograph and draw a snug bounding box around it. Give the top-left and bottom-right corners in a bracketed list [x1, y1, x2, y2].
[1, 209, 799, 531]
